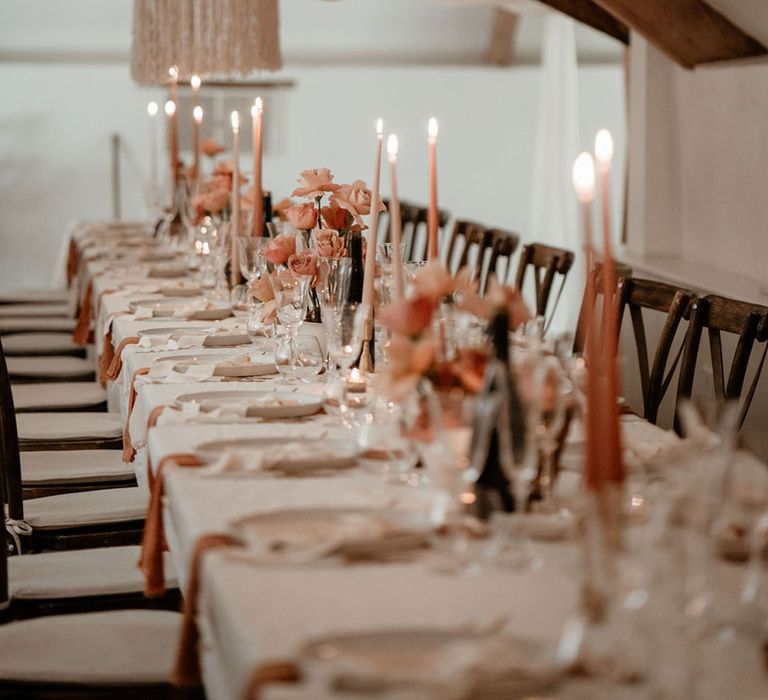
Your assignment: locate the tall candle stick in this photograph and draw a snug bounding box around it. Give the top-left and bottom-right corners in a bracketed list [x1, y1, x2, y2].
[362, 118, 384, 310]
[251, 97, 264, 237]
[230, 110, 241, 288]
[594, 128, 623, 485]
[190, 74, 201, 185]
[387, 134, 405, 300]
[193, 106, 203, 188]
[164, 99, 176, 200]
[427, 117, 439, 261]
[168, 65, 179, 191]
[147, 101, 158, 192]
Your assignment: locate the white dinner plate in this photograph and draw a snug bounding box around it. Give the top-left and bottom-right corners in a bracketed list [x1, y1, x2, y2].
[129, 299, 232, 321]
[194, 436, 359, 472]
[302, 629, 563, 697]
[202, 331, 251, 347]
[137, 325, 213, 339]
[159, 284, 201, 297]
[147, 263, 188, 278]
[230, 508, 431, 560]
[172, 356, 275, 377]
[176, 390, 320, 417]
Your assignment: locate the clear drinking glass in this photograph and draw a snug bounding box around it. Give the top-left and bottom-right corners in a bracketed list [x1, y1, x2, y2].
[269, 270, 311, 372]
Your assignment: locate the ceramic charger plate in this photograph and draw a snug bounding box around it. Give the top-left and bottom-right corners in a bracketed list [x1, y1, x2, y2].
[301, 628, 564, 698]
[175, 390, 321, 417]
[147, 263, 188, 278]
[136, 325, 250, 347]
[194, 436, 359, 473]
[170, 354, 275, 378]
[159, 284, 201, 297]
[129, 298, 232, 321]
[229, 507, 432, 559]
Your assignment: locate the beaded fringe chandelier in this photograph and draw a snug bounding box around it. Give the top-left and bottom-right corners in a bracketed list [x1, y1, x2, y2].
[131, 0, 282, 84]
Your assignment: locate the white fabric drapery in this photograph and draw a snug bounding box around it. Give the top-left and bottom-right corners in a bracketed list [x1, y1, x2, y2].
[528, 14, 583, 335]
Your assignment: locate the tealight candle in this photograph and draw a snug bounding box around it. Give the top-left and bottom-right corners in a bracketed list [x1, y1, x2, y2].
[347, 367, 367, 393]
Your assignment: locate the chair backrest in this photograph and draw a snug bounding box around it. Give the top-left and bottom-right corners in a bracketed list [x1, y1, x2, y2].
[484, 228, 521, 292]
[677, 294, 768, 430]
[0, 338, 24, 523]
[408, 206, 451, 262]
[444, 220, 494, 284]
[573, 261, 633, 355]
[514, 242, 575, 323]
[617, 277, 695, 424]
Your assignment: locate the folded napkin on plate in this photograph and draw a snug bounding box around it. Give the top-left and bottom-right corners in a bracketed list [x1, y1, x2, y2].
[203, 441, 334, 474]
[172, 300, 210, 318]
[147, 359, 220, 382]
[137, 333, 206, 351]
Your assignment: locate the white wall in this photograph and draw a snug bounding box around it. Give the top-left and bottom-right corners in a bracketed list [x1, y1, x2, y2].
[0, 61, 625, 289]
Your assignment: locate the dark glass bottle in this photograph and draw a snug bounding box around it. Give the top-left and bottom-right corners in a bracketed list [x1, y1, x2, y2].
[471, 309, 527, 518]
[347, 232, 364, 304]
[262, 190, 273, 236]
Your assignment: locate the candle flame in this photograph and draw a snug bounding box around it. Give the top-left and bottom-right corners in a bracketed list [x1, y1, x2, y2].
[428, 117, 438, 141]
[190, 74, 201, 91]
[147, 101, 158, 116]
[168, 65, 178, 80]
[193, 106, 203, 124]
[230, 110, 239, 131]
[376, 118, 383, 136]
[572, 152, 596, 203]
[251, 97, 263, 118]
[595, 128, 614, 168]
[164, 100, 176, 116]
[387, 134, 399, 161]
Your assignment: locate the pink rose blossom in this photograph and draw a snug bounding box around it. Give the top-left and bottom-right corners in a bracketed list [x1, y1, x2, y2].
[380, 297, 434, 337]
[411, 261, 456, 304]
[202, 138, 226, 157]
[192, 185, 229, 216]
[287, 249, 319, 282]
[314, 229, 344, 258]
[374, 335, 437, 400]
[320, 202, 350, 231]
[285, 203, 318, 231]
[248, 275, 274, 302]
[273, 198, 294, 222]
[262, 234, 296, 265]
[291, 168, 340, 199]
[330, 180, 382, 230]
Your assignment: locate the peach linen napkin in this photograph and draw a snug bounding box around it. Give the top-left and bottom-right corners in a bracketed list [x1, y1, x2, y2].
[72, 280, 93, 346]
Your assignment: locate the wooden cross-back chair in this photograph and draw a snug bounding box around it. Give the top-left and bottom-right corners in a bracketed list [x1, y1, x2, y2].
[676, 294, 768, 431]
[0, 340, 145, 552]
[444, 220, 493, 284]
[0, 516, 186, 698]
[380, 199, 450, 262]
[617, 277, 696, 424]
[484, 229, 521, 293]
[514, 242, 575, 327]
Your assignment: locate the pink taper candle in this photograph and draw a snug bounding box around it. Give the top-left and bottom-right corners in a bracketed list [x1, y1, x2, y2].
[230, 111, 241, 288]
[164, 100, 176, 199]
[362, 118, 384, 310]
[387, 134, 405, 300]
[251, 97, 264, 237]
[168, 66, 179, 191]
[147, 101, 158, 192]
[427, 117, 439, 261]
[190, 75, 201, 185]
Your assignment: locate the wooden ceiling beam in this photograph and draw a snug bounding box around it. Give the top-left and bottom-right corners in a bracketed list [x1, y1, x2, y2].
[486, 8, 519, 66]
[592, 0, 767, 67]
[534, 0, 629, 44]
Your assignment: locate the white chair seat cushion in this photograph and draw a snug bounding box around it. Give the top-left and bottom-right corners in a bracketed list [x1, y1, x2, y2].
[21, 450, 134, 485]
[0, 303, 71, 318]
[9, 545, 177, 599]
[0, 610, 181, 684]
[12, 382, 106, 411]
[7, 356, 94, 379]
[0, 288, 71, 304]
[23, 486, 148, 529]
[2, 332, 81, 355]
[17, 412, 122, 442]
[0, 317, 75, 334]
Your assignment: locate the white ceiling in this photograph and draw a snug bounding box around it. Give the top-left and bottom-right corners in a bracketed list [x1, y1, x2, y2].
[0, 0, 623, 66]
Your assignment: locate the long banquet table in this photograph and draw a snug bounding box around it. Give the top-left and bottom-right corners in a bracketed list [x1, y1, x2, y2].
[64, 221, 762, 700]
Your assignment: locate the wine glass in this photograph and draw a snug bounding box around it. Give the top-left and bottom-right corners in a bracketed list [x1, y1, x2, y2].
[269, 270, 311, 373]
[291, 336, 325, 383]
[316, 257, 352, 311]
[238, 235, 269, 283]
[322, 302, 369, 419]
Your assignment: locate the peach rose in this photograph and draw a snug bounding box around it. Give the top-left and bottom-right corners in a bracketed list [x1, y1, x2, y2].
[273, 198, 294, 222]
[380, 297, 434, 337]
[287, 250, 319, 282]
[285, 203, 318, 231]
[411, 261, 456, 304]
[320, 202, 350, 231]
[202, 138, 226, 157]
[374, 335, 437, 400]
[456, 276, 532, 330]
[314, 229, 344, 257]
[193, 186, 229, 215]
[330, 180, 382, 229]
[248, 275, 274, 302]
[262, 234, 296, 265]
[292, 168, 340, 199]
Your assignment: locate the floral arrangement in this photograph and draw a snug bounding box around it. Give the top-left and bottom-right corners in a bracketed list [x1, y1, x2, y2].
[376, 261, 532, 399]
[192, 159, 249, 222]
